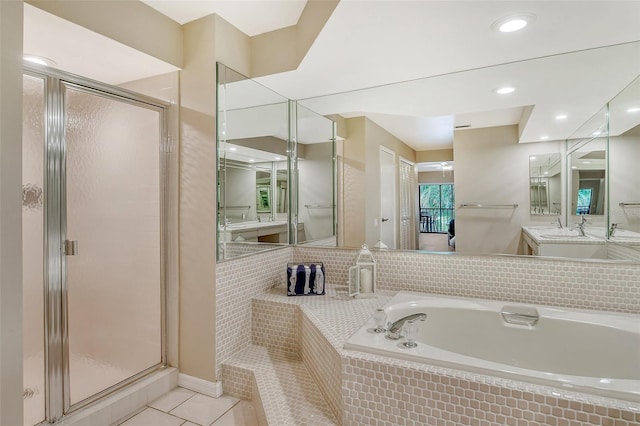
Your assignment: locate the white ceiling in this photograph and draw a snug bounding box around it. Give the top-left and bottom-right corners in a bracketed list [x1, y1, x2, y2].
[23, 1, 640, 152]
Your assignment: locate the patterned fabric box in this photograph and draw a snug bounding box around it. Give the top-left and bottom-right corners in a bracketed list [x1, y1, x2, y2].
[287, 262, 325, 296]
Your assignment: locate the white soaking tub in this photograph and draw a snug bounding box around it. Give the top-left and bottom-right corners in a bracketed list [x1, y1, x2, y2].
[344, 292, 640, 403]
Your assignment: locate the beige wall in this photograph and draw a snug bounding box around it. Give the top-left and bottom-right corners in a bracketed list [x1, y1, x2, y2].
[0, 1, 24, 424]
[178, 15, 218, 383]
[341, 117, 367, 247]
[251, 0, 339, 78]
[418, 171, 455, 184]
[416, 148, 453, 163]
[609, 131, 640, 232]
[454, 126, 563, 255]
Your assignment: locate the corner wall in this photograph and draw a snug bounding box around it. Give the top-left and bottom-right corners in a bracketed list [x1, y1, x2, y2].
[0, 1, 24, 424]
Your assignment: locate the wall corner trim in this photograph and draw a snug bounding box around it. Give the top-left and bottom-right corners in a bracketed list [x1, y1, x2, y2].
[178, 373, 223, 398]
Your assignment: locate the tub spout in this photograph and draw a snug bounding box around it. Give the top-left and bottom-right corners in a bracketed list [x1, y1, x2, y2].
[386, 313, 427, 340]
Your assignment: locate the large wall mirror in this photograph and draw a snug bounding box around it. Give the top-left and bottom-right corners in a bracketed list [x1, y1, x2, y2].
[218, 42, 639, 263]
[216, 63, 336, 260]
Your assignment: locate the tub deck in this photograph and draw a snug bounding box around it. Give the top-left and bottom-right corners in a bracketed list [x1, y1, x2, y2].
[222, 284, 640, 425]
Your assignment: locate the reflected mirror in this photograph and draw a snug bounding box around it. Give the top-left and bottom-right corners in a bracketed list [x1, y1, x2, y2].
[217, 64, 290, 260]
[217, 63, 337, 260]
[529, 154, 561, 215]
[607, 75, 640, 260]
[566, 106, 608, 218]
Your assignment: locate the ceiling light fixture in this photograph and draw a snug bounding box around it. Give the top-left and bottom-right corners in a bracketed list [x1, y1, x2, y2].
[539, 136, 549, 140]
[491, 13, 536, 33]
[627, 107, 640, 113]
[23, 54, 57, 67]
[495, 86, 515, 95]
[555, 114, 568, 120]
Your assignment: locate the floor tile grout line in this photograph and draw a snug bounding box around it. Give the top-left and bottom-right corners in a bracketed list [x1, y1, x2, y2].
[208, 397, 242, 426]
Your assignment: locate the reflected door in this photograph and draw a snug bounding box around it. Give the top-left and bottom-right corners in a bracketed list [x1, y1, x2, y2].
[63, 84, 163, 408]
[379, 147, 396, 248]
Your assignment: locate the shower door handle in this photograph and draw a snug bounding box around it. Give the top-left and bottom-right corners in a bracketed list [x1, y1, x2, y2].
[64, 240, 78, 256]
[381, 218, 390, 222]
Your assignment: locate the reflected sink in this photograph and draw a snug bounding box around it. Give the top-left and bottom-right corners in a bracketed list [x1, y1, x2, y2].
[538, 233, 589, 239]
[225, 220, 287, 230]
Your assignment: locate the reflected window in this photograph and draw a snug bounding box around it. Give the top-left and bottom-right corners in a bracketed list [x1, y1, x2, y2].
[419, 184, 455, 233]
[576, 188, 593, 215]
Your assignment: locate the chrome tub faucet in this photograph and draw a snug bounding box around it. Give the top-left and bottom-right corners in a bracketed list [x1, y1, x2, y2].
[385, 313, 427, 340]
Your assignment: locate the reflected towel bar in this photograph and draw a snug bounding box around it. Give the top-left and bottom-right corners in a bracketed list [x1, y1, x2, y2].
[619, 202, 640, 207]
[460, 203, 518, 208]
[305, 204, 334, 208]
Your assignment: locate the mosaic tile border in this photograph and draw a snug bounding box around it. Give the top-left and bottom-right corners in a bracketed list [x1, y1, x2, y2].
[293, 247, 640, 314]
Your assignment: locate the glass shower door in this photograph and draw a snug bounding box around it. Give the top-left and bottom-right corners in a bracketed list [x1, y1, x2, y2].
[23, 74, 46, 426]
[63, 84, 164, 408]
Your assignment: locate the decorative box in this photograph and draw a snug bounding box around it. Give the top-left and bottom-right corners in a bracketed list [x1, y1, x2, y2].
[287, 262, 325, 296]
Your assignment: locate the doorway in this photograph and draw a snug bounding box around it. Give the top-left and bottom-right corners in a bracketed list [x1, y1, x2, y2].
[22, 68, 168, 424]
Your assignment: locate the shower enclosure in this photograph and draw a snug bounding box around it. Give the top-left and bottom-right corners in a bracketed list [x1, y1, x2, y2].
[22, 67, 168, 425]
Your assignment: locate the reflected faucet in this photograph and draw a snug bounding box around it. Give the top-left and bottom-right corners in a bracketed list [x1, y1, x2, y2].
[385, 313, 427, 340]
[576, 215, 588, 236]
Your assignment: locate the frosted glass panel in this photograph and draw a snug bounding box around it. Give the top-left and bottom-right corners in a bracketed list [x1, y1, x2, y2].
[64, 87, 162, 405]
[23, 75, 46, 426]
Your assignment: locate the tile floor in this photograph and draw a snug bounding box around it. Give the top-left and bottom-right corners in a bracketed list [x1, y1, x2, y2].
[116, 387, 259, 426]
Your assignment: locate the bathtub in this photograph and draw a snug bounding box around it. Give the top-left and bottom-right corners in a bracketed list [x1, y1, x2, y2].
[344, 292, 640, 403]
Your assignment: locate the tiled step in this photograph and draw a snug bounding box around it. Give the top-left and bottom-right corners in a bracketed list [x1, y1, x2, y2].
[222, 344, 338, 426]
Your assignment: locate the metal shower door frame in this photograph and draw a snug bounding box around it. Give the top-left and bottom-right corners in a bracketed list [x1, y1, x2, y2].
[24, 64, 170, 423]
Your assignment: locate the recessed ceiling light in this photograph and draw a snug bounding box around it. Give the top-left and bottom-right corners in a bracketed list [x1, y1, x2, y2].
[491, 13, 536, 33]
[24, 54, 57, 67]
[627, 107, 640, 113]
[555, 114, 568, 120]
[495, 86, 515, 95]
[539, 136, 549, 140]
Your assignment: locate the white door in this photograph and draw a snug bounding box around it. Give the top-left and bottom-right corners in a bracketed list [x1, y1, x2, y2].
[379, 147, 396, 248]
[399, 158, 416, 250]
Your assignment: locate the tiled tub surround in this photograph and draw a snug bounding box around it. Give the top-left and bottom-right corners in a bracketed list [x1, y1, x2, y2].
[250, 286, 640, 425]
[345, 292, 640, 403]
[215, 246, 640, 424]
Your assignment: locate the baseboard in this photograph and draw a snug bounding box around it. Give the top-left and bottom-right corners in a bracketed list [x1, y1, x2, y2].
[178, 373, 223, 398]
